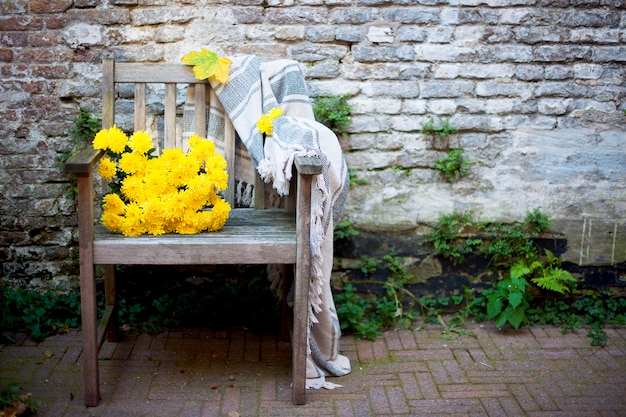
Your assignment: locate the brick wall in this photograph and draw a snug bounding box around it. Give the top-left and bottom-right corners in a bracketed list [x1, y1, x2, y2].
[1, 1, 624, 289]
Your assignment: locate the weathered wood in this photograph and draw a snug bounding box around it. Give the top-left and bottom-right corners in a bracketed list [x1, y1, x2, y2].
[293, 172, 313, 405]
[194, 83, 207, 138]
[134, 83, 146, 132]
[76, 171, 100, 407]
[104, 265, 118, 343]
[224, 117, 236, 206]
[72, 60, 317, 407]
[102, 59, 115, 129]
[64, 148, 103, 174]
[115, 63, 208, 84]
[295, 155, 323, 175]
[164, 83, 176, 149]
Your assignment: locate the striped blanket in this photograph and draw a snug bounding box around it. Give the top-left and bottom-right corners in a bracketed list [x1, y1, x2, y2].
[183, 56, 351, 388]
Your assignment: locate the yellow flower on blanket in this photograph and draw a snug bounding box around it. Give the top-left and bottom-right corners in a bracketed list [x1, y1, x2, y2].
[257, 107, 283, 135]
[94, 127, 231, 236]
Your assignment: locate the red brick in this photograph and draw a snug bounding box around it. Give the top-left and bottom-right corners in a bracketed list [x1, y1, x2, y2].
[31, 64, 69, 79]
[14, 48, 73, 63]
[45, 16, 66, 29]
[0, 0, 28, 14]
[1, 63, 27, 77]
[30, 0, 72, 14]
[0, 48, 13, 62]
[1, 32, 28, 47]
[0, 16, 44, 31]
[29, 32, 59, 47]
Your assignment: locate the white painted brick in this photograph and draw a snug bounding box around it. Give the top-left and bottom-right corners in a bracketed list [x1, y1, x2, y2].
[427, 99, 457, 115]
[433, 64, 460, 79]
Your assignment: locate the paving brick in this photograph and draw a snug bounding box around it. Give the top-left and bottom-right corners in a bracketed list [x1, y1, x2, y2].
[2, 325, 626, 416]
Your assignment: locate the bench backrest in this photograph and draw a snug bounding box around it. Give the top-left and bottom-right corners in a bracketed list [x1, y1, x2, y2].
[102, 58, 277, 209]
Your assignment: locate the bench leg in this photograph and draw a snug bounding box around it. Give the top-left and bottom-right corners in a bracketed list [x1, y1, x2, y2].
[292, 173, 313, 405]
[292, 260, 310, 405]
[279, 265, 293, 342]
[104, 265, 119, 342]
[81, 263, 100, 406]
[75, 172, 100, 406]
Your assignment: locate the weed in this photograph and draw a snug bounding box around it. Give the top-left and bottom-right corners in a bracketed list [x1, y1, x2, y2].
[334, 220, 359, 241]
[0, 379, 39, 416]
[1, 286, 81, 343]
[434, 149, 471, 182]
[421, 116, 457, 137]
[348, 168, 368, 186]
[312, 94, 352, 136]
[427, 210, 482, 264]
[60, 108, 101, 198]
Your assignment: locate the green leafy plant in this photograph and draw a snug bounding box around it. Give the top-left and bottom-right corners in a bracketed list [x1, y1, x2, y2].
[1, 285, 82, 343]
[487, 251, 575, 329]
[60, 107, 101, 198]
[478, 209, 551, 264]
[0, 380, 39, 416]
[334, 220, 359, 241]
[335, 284, 385, 340]
[335, 250, 418, 339]
[427, 210, 482, 264]
[434, 149, 471, 182]
[486, 274, 530, 329]
[348, 168, 368, 186]
[70, 107, 101, 147]
[421, 116, 457, 137]
[312, 94, 352, 136]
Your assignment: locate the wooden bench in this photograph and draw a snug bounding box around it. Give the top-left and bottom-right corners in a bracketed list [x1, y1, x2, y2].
[64, 58, 322, 406]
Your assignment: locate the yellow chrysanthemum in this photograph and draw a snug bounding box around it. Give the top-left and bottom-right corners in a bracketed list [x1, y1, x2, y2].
[97, 157, 117, 181]
[120, 216, 145, 237]
[119, 151, 148, 176]
[268, 107, 283, 119]
[95, 128, 230, 236]
[94, 126, 128, 154]
[100, 211, 124, 233]
[207, 199, 231, 232]
[102, 193, 126, 215]
[120, 176, 144, 202]
[257, 114, 273, 135]
[128, 131, 153, 155]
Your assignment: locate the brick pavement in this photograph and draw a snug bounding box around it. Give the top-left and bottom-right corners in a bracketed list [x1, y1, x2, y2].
[1, 321, 625, 416]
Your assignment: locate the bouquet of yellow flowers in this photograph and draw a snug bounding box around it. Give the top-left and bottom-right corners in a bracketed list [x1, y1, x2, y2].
[93, 126, 231, 236]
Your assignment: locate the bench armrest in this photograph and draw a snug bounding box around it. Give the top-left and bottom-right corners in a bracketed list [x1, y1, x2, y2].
[65, 148, 104, 174]
[294, 155, 323, 175]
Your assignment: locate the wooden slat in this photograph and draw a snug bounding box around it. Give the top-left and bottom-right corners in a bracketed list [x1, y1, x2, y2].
[93, 209, 297, 265]
[102, 59, 115, 129]
[115, 63, 209, 84]
[223, 117, 236, 206]
[194, 83, 207, 137]
[164, 83, 176, 149]
[134, 83, 146, 132]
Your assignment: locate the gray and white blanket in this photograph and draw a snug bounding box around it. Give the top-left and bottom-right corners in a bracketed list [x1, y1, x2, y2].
[183, 55, 351, 388]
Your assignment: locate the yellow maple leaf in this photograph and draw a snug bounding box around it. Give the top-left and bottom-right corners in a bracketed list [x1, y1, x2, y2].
[181, 48, 231, 84]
